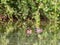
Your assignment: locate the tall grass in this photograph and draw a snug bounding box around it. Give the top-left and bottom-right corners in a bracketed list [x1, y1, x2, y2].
[0, 0, 60, 45]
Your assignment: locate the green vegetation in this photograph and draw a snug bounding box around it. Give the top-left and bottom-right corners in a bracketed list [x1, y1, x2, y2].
[0, 0, 60, 45]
